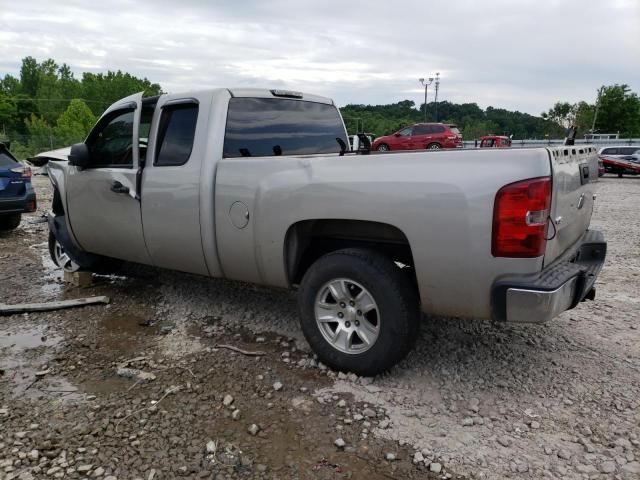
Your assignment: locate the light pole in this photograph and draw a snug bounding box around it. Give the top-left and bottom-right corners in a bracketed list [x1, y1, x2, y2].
[433, 72, 440, 122]
[419, 77, 434, 122]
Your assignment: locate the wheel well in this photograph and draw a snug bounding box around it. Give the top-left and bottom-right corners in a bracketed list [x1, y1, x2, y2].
[52, 188, 64, 215]
[285, 219, 417, 286]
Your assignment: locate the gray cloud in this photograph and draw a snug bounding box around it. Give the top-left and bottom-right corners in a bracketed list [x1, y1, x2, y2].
[1, 0, 638, 115]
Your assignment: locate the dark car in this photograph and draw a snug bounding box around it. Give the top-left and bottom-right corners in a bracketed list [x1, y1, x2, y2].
[371, 123, 463, 151]
[0, 143, 37, 231]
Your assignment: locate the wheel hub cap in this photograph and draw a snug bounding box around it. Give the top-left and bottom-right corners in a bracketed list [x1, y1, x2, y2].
[314, 278, 380, 354]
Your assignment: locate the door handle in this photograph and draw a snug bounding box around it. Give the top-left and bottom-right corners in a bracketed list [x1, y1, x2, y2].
[110, 181, 130, 194]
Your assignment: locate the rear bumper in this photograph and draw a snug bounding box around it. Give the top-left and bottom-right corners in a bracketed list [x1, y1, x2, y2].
[0, 187, 37, 215]
[491, 230, 606, 323]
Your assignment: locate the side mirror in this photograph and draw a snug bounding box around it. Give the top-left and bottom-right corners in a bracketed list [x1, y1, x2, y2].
[394, 133, 401, 137]
[68, 143, 90, 168]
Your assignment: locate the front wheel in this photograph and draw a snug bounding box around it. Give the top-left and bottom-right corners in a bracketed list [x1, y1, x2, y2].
[298, 248, 420, 376]
[49, 231, 81, 272]
[376, 144, 389, 152]
[0, 214, 21, 231]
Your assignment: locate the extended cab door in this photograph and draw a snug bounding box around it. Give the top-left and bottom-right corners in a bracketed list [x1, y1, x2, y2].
[139, 92, 210, 275]
[65, 93, 152, 265]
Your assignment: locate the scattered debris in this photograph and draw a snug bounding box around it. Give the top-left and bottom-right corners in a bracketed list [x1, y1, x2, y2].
[159, 325, 174, 335]
[273, 381, 283, 391]
[223, 394, 234, 406]
[334, 438, 346, 449]
[312, 458, 343, 473]
[139, 319, 158, 327]
[215, 344, 266, 356]
[247, 424, 260, 436]
[0, 296, 110, 315]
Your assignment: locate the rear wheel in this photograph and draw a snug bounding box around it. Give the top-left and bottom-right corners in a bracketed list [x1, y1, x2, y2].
[0, 214, 21, 231]
[427, 142, 442, 150]
[298, 248, 420, 376]
[376, 144, 390, 152]
[49, 231, 81, 272]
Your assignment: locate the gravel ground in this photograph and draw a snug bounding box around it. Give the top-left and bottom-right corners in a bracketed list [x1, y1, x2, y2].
[1, 174, 639, 480]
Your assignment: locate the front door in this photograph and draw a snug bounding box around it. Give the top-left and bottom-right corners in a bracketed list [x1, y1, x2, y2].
[395, 127, 413, 150]
[65, 93, 152, 265]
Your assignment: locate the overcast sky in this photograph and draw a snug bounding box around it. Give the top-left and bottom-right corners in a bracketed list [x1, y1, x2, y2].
[1, 0, 638, 115]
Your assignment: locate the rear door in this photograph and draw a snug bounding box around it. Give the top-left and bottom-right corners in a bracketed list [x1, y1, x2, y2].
[410, 125, 431, 149]
[65, 93, 152, 265]
[544, 146, 599, 266]
[140, 92, 210, 275]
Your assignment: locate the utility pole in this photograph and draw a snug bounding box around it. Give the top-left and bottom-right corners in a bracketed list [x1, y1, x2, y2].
[591, 86, 604, 135]
[433, 72, 441, 122]
[419, 77, 434, 122]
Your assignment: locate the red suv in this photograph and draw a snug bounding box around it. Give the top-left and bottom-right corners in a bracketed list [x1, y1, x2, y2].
[371, 123, 463, 151]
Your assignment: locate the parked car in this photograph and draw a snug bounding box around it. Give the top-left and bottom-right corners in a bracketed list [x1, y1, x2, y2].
[597, 146, 640, 161]
[371, 123, 463, 151]
[597, 146, 640, 176]
[0, 143, 36, 231]
[40, 88, 605, 375]
[479, 135, 511, 148]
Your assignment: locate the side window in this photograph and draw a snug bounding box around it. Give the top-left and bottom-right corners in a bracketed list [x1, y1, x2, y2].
[86, 110, 134, 168]
[601, 148, 616, 155]
[413, 125, 429, 135]
[432, 125, 446, 133]
[398, 127, 413, 137]
[155, 104, 198, 166]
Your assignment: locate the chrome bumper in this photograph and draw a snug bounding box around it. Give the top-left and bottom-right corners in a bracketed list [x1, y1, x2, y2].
[492, 230, 606, 323]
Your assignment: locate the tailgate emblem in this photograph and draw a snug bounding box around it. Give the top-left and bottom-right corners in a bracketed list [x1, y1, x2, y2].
[577, 193, 585, 210]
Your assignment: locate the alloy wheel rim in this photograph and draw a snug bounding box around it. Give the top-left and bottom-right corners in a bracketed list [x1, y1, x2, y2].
[54, 240, 80, 272]
[314, 278, 380, 354]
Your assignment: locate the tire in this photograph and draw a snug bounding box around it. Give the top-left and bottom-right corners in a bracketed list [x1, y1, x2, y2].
[427, 143, 442, 150]
[48, 230, 81, 272]
[376, 144, 390, 152]
[0, 214, 21, 231]
[298, 248, 420, 376]
[618, 173, 623, 178]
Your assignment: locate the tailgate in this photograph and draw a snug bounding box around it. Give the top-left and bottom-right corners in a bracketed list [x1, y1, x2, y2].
[0, 168, 26, 198]
[544, 146, 599, 266]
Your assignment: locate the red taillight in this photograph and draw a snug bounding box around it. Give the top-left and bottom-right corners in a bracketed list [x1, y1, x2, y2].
[492, 176, 552, 257]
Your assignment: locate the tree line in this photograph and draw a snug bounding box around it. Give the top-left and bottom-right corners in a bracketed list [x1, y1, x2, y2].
[1, 57, 638, 159]
[0, 57, 161, 158]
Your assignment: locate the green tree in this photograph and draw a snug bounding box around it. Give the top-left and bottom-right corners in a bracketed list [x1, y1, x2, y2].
[594, 84, 640, 137]
[19, 57, 40, 97]
[24, 114, 54, 153]
[54, 99, 96, 145]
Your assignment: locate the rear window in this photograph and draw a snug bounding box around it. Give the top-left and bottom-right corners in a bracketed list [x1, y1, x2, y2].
[448, 126, 461, 135]
[0, 152, 17, 167]
[223, 98, 347, 158]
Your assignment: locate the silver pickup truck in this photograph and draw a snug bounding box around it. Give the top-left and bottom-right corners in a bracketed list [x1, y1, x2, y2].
[39, 88, 606, 375]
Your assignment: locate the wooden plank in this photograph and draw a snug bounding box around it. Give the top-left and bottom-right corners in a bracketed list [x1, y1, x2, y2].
[0, 296, 110, 315]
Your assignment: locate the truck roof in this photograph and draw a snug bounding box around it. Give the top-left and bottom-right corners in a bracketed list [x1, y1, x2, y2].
[226, 88, 334, 105]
